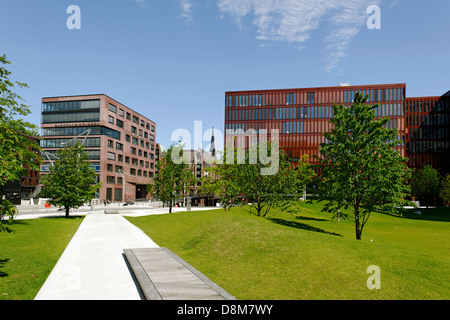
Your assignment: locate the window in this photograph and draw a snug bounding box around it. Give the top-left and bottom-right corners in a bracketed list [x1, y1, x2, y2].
[133, 116, 139, 124]
[107, 152, 116, 161]
[131, 147, 136, 155]
[107, 164, 113, 172]
[116, 119, 124, 128]
[42, 100, 100, 113]
[130, 168, 136, 176]
[119, 109, 124, 117]
[151, 125, 155, 132]
[126, 134, 131, 142]
[107, 176, 115, 184]
[131, 126, 137, 134]
[125, 156, 130, 164]
[132, 137, 138, 145]
[42, 111, 100, 124]
[108, 115, 114, 124]
[114, 189, 122, 202]
[109, 104, 117, 113]
[132, 158, 138, 166]
[126, 112, 131, 120]
[116, 142, 123, 151]
[139, 129, 143, 137]
[141, 120, 145, 127]
[108, 140, 114, 148]
[118, 154, 123, 162]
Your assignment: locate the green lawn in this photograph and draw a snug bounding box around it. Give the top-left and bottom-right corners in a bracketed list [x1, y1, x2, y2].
[126, 202, 450, 300]
[0, 217, 83, 300]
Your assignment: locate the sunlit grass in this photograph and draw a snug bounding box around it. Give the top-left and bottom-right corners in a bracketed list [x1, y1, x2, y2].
[126, 202, 450, 300]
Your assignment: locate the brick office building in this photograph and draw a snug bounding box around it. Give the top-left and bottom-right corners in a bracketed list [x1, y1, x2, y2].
[224, 83, 449, 174]
[40, 94, 157, 202]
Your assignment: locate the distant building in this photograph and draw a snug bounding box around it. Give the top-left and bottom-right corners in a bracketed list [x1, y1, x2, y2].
[40, 94, 157, 202]
[0, 135, 41, 204]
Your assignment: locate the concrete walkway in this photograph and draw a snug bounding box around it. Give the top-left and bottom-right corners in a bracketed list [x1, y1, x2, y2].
[34, 211, 159, 300]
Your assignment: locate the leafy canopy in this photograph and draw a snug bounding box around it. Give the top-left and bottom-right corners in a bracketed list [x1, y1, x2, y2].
[317, 91, 412, 240]
[40, 142, 101, 218]
[0, 54, 41, 232]
[147, 143, 194, 213]
[202, 141, 315, 217]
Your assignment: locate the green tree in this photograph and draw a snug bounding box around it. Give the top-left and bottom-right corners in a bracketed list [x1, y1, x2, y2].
[318, 92, 412, 240]
[147, 143, 193, 213]
[439, 174, 450, 206]
[0, 54, 41, 233]
[202, 141, 315, 217]
[411, 165, 441, 208]
[40, 142, 101, 218]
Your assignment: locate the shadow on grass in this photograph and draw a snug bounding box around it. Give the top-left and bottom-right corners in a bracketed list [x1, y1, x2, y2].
[379, 207, 450, 222]
[267, 218, 342, 237]
[0, 258, 10, 278]
[295, 215, 328, 222]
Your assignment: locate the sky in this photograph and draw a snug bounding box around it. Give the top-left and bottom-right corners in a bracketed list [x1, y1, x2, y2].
[1, 0, 449, 152]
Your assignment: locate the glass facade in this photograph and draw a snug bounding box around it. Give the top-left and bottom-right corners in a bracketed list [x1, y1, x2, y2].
[225, 84, 407, 168]
[42, 111, 100, 123]
[41, 126, 121, 140]
[42, 99, 100, 112]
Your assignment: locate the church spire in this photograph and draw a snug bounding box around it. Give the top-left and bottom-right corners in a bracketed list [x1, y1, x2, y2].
[210, 126, 216, 157]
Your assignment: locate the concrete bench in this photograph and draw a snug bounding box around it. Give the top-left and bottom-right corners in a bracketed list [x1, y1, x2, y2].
[124, 247, 236, 300]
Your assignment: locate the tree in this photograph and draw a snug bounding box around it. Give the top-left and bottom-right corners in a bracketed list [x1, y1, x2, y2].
[318, 92, 412, 240]
[40, 142, 101, 218]
[201, 141, 315, 217]
[0, 54, 41, 232]
[147, 143, 193, 213]
[411, 165, 441, 208]
[439, 174, 450, 206]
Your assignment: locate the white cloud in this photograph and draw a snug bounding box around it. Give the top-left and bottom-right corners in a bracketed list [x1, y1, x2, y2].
[178, 0, 194, 23]
[217, 0, 382, 72]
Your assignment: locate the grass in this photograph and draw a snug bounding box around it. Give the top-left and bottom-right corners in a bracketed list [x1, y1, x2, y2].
[0, 217, 83, 300]
[126, 202, 450, 300]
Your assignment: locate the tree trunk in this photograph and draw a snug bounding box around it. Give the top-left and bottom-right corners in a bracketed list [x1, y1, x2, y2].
[65, 206, 70, 219]
[354, 202, 361, 240]
[169, 198, 172, 213]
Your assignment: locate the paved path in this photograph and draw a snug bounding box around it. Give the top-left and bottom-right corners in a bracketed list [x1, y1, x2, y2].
[35, 211, 159, 300]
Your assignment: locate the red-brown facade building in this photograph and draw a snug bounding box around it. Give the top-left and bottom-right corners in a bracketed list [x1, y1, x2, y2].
[225, 84, 450, 174]
[40, 94, 157, 202]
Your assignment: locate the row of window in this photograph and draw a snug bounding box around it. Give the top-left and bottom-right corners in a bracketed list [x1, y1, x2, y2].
[225, 104, 405, 121]
[225, 87, 405, 107]
[407, 140, 450, 153]
[405, 98, 449, 114]
[109, 103, 155, 131]
[106, 168, 154, 185]
[107, 160, 154, 172]
[41, 138, 101, 148]
[42, 100, 100, 113]
[108, 114, 155, 141]
[106, 151, 155, 164]
[42, 111, 100, 124]
[407, 113, 449, 127]
[42, 126, 121, 140]
[40, 161, 101, 173]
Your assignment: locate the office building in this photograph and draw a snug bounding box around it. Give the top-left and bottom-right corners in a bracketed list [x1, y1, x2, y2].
[224, 84, 449, 174]
[40, 94, 157, 202]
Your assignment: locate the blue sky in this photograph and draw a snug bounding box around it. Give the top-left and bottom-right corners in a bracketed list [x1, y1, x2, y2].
[2, 0, 449, 152]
